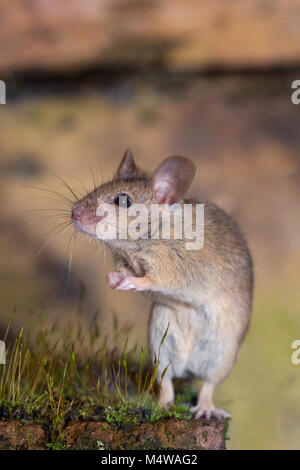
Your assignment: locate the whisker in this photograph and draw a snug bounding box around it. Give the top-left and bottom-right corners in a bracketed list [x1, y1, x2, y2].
[22, 213, 70, 228]
[45, 167, 81, 202]
[40, 220, 72, 242]
[25, 208, 71, 213]
[96, 157, 104, 186]
[1, 184, 75, 205]
[36, 222, 72, 257]
[25, 216, 71, 232]
[58, 168, 90, 196]
[103, 240, 106, 266]
[31, 218, 71, 227]
[63, 229, 77, 295]
[68, 230, 76, 262]
[38, 196, 72, 207]
[67, 251, 73, 284]
[87, 159, 98, 191]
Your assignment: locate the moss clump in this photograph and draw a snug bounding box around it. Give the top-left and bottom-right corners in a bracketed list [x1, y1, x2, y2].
[104, 401, 191, 429]
[105, 403, 146, 428]
[46, 441, 66, 450]
[0, 313, 199, 448]
[223, 418, 231, 441]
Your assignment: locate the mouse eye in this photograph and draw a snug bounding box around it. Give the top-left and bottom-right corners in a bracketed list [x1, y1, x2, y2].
[114, 193, 132, 208]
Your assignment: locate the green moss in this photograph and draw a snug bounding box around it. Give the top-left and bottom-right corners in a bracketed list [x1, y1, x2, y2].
[105, 403, 143, 428]
[97, 440, 105, 450]
[150, 403, 191, 423]
[223, 418, 231, 441]
[0, 314, 197, 449]
[46, 441, 66, 450]
[93, 400, 192, 429]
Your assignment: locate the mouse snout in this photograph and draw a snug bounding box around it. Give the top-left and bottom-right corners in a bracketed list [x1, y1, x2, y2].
[72, 200, 107, 237]
[72, 202, 83, 222]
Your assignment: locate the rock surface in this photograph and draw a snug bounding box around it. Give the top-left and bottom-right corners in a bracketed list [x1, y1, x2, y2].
[0, 421, 46, 450]
[0, 419, 227, 450]
[1, 0, 300, 74]
[64, 419, 227, 450]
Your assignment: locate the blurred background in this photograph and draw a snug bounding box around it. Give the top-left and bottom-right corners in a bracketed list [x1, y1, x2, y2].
[1, 0, 300, 449]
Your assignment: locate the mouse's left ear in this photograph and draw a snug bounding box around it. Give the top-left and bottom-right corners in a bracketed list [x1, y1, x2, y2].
[116, 149, 139, 179]
[151, 156, 196, 204]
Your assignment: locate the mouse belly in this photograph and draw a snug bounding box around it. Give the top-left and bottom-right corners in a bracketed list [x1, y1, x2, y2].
[148, 303, 220, 381]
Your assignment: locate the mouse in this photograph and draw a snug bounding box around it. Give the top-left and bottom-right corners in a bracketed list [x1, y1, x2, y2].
[71, 149, 253, 419]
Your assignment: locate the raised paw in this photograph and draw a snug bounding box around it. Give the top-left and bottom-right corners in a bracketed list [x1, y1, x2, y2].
[107, 271, 127, 289]
[190, 405, 230, 421]
[107, 271, 138, 291]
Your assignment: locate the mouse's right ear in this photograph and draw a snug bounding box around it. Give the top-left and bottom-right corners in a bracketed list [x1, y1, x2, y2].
[116, 149, 139, 179]
[151, 156, 196, 205]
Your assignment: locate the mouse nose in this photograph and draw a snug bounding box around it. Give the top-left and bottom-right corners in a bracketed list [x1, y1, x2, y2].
[72, 203, 82, 221]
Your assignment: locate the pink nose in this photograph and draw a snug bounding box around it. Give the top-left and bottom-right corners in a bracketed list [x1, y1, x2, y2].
[72, 203, 82, 221]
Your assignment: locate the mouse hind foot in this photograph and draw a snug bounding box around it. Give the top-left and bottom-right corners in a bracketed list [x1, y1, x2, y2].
[190, 382, 230, 421]
[191, 404, 230, 420]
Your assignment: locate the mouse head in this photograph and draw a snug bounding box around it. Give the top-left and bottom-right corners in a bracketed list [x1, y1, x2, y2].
[71, 149, 196, 241]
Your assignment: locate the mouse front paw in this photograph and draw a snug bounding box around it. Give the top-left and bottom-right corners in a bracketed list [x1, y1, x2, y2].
[107, 272, 154, 292]
[107, 271, 139, 291]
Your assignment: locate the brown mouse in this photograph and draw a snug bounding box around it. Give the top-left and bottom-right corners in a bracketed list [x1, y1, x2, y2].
[71, 150, 253, 419]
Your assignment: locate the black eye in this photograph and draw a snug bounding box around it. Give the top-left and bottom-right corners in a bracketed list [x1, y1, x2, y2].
[114, 193, 132, 208]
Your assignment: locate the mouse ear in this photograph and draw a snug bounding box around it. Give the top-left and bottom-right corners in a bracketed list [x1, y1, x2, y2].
[151, 156, 196, 204]
[116, 149, 139, 179]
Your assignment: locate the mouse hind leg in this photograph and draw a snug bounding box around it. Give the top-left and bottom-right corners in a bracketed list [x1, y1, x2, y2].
[157, 370, 174, 410]
[189, 339, 238, 420]
[190, 298, 250, 420]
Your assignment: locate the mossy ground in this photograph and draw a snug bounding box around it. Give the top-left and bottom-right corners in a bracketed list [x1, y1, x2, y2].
[0, 391, 194, 448]
[0, 311, 201, 449]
